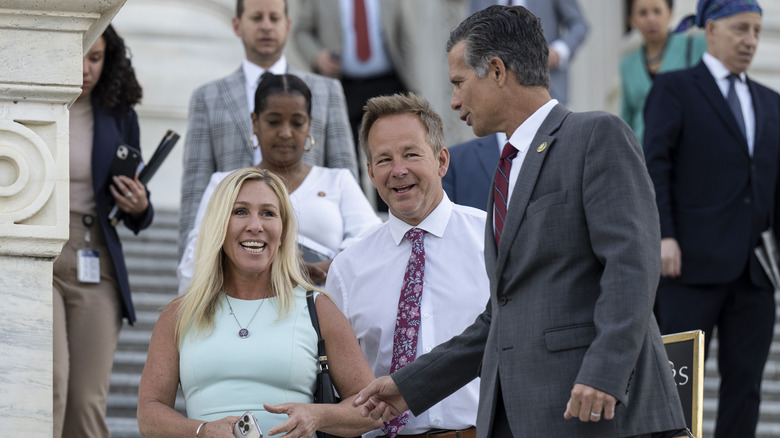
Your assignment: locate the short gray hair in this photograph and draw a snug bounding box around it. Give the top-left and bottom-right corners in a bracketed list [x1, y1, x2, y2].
[447, 5, 549, 89]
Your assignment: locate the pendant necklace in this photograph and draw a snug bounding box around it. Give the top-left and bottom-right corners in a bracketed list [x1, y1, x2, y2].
[225, 293, 265, 339]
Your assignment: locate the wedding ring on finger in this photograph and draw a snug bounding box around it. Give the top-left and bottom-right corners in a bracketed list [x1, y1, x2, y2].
[590, 412, 601, 418]
[125, 192, 133, 199]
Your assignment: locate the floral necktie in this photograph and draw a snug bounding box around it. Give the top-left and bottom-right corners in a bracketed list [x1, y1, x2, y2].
[382, 228, 426, 437]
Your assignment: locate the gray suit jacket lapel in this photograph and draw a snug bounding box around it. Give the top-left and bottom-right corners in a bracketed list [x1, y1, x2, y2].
[494, 105, 569, 273]
[220, 68, 254, 157]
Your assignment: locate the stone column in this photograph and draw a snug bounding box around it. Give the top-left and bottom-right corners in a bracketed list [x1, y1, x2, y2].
[0, 1, 125, 435]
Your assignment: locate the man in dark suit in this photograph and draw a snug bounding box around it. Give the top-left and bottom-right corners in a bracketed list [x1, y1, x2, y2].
[643, 1, 778, 437]
[353, 5, 687, 438]
[442, 135, 499, 211]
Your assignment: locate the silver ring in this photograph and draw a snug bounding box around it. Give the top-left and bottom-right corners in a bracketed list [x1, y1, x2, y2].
[590, 412, 601, 418]
[125, 192, 133, 199]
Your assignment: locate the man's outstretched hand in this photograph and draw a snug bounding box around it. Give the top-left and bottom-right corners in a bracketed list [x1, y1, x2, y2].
[353, 376, 410, 421]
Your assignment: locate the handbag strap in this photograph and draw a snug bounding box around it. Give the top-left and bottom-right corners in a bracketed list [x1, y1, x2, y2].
[306, 290, 329, 371]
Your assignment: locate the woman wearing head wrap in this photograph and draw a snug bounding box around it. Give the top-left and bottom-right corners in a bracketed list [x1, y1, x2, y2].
[620, 0, 707, 145]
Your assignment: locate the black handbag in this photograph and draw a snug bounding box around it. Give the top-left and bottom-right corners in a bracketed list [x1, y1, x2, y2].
[306, 291, 339, 438]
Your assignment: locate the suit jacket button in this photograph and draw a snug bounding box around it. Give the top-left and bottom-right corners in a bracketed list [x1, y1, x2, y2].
[744, 196, 752, 204]
[498, 296, 508, 306]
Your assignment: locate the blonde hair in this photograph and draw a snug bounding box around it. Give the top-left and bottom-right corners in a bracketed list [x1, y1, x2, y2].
[175, 167, 317, 346]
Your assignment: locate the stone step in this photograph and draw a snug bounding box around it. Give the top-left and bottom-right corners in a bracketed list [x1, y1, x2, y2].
[111, 350, 148, 374]
[118, 224, 178, 242]
[124, 255, 179, 273]
[108, 209, 180, 438]
[128, 293, 174, 316]
[121, 241, 179, 260]
[106, 417, 143, 438]
[110, 371, 142, 393]
[117, 318, 158, 349]
[697, 341, 780, 366]
[118, 323, 156, 339]
[127, 273, 179, 294]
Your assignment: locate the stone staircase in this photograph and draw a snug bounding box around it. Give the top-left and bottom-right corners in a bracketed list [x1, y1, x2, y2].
[108, 208, 780, 437]
[703, 329, 780, 437]
[108, 208, 183, 437]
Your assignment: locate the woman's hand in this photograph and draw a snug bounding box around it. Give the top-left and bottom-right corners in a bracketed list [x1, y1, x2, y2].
[265, 403, 319, 438]
[266, 400, 379, 438]
[197, 417, 241, 438]
[110, 174, 149, 219]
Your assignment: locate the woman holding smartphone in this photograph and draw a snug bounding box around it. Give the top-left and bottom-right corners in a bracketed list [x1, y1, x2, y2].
[53, 24, 153, 438]
[137, 168, 380, 437]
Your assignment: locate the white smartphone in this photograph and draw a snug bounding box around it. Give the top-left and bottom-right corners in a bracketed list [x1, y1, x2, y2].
[233, 412, 262, 438]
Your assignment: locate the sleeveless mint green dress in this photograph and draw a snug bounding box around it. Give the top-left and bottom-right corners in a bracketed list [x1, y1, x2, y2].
[180, 286, 318, 435]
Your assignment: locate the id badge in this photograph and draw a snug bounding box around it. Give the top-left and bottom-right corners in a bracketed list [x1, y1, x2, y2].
[77, 249, 100, 283]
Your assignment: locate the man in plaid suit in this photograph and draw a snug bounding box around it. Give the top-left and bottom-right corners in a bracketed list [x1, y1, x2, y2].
[179, 0, 358, 254]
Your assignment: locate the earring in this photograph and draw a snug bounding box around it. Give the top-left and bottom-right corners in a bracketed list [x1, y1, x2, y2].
[250, 134, 259, 149]
[304, 135, 315, 152]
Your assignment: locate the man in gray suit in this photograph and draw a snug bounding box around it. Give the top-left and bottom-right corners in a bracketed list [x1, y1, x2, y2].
[353, 6, 687, 438]
[179, 0, 357, 254]
[470, 0, 588, 105]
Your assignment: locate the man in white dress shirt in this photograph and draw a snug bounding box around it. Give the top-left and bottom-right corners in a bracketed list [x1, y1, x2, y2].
[326, 93, 489, 438]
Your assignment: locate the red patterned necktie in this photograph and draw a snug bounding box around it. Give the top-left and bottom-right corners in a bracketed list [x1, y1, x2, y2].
[354, 0, 371, 61]
[494, 142, 517, 245]
[382, 228, 426, 437]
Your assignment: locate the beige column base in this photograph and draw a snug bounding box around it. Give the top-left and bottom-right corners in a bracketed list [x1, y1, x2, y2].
[0, 0, 126, 435]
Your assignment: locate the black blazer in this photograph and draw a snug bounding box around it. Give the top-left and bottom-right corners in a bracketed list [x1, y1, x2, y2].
[644, 61, 780, 287]
[442, 135, 500, 211]
[91, 94, 154, 324]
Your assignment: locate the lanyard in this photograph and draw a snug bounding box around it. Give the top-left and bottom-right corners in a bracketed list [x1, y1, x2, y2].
[82, 214, 95, 247]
